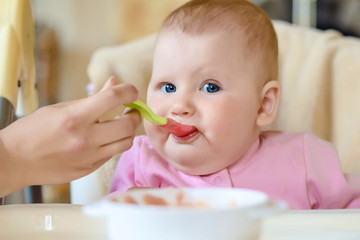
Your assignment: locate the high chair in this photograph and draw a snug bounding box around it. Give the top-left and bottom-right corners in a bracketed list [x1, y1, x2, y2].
[0, 0, 38, 204]
[71, 20, 360, 204]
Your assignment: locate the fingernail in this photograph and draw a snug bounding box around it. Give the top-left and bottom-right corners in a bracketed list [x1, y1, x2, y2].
[100, 76, 116, 91]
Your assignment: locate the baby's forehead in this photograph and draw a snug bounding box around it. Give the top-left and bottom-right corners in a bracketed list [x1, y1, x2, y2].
[156, 27, 253, 56]
[152, 31, 260, 78]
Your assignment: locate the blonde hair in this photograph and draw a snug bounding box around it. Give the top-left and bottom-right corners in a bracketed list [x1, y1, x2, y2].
[161, 0, 278, 81]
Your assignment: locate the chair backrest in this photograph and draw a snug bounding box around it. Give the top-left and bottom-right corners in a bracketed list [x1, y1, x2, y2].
[71, 20, 360, 204]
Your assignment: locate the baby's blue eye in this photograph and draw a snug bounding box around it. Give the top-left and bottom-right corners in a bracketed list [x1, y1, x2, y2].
[161, 83, 176, 93]
[202, 83, 220, 93]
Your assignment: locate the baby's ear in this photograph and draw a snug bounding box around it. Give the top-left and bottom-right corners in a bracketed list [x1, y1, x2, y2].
[256, 80, 281, 127]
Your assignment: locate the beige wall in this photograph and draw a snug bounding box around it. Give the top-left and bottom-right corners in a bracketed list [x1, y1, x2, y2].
[118, 0, 188, 42]
[31, 0, 188, 102]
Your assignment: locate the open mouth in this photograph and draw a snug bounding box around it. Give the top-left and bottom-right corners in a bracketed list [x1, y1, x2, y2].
[159, 118, 197, 138]
[171, 129, 199, 142]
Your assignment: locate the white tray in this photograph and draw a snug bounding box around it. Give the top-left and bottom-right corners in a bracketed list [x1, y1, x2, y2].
[0, 204, 360, 240]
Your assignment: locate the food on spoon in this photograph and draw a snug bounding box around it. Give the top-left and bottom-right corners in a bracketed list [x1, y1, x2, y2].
[159, 118, 197, 137]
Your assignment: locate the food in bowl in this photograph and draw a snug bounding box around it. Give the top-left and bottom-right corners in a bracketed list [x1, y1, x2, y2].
[110, 189, 210, 208]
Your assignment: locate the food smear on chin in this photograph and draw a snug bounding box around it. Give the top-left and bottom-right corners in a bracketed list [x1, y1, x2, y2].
[159, 118, 197, 137]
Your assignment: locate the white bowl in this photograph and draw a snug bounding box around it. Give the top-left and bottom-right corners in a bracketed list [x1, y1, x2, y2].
[83, 188, 286, 240]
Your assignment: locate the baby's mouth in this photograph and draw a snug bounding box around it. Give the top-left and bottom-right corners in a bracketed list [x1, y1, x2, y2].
[159, 118, 197, 137]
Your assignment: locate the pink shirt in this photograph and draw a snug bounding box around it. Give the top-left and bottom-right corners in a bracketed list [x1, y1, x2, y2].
[111, 131, 360, 209]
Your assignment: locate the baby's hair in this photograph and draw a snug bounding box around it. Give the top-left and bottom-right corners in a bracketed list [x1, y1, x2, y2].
[161, 0, 278, 82]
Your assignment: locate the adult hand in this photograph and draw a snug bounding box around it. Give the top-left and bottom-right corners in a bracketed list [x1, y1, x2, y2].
[0, 78, 141, 197]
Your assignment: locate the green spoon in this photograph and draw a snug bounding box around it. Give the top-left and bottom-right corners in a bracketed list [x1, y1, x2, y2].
[124, 100, 167, 125]
[125, 100, 198, 137]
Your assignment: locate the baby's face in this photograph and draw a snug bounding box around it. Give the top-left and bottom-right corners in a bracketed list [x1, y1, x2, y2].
[144, 29, 262, 175]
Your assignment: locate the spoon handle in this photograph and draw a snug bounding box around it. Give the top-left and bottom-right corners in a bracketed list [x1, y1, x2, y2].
[124, 100, 167, 125]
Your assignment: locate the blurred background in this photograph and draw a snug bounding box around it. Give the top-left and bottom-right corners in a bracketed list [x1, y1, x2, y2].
[7, 0, 360, 204]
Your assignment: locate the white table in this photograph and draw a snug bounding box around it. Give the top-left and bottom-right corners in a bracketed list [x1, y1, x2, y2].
[0, 204, 359, 240]
[262, 208, 360, 240]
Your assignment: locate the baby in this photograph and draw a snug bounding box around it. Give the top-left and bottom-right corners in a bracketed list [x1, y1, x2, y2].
[111, 0, 360, 209]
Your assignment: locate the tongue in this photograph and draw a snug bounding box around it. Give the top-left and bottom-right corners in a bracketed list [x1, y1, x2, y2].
[159, 118, 197, 137]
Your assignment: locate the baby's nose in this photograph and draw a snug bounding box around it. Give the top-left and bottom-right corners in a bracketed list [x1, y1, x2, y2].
[170, 96, 194, 117]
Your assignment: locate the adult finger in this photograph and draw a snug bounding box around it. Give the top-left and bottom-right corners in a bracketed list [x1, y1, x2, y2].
[97, 136, 135, 159]
[76, 83, 139, 121]
[89, 111, 141, 146]
[100, 76, 117, 91]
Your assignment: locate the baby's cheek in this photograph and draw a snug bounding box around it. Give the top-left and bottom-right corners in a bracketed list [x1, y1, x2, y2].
[205, 117, 232, 140]
[144, 122, 168, 148]
[144, 122, 161, 144]
[143, 121, 153, 135]
[209, 119, 244, 147]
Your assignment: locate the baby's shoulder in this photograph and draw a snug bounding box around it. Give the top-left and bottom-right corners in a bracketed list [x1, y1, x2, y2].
[260, 130, 333, 149]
